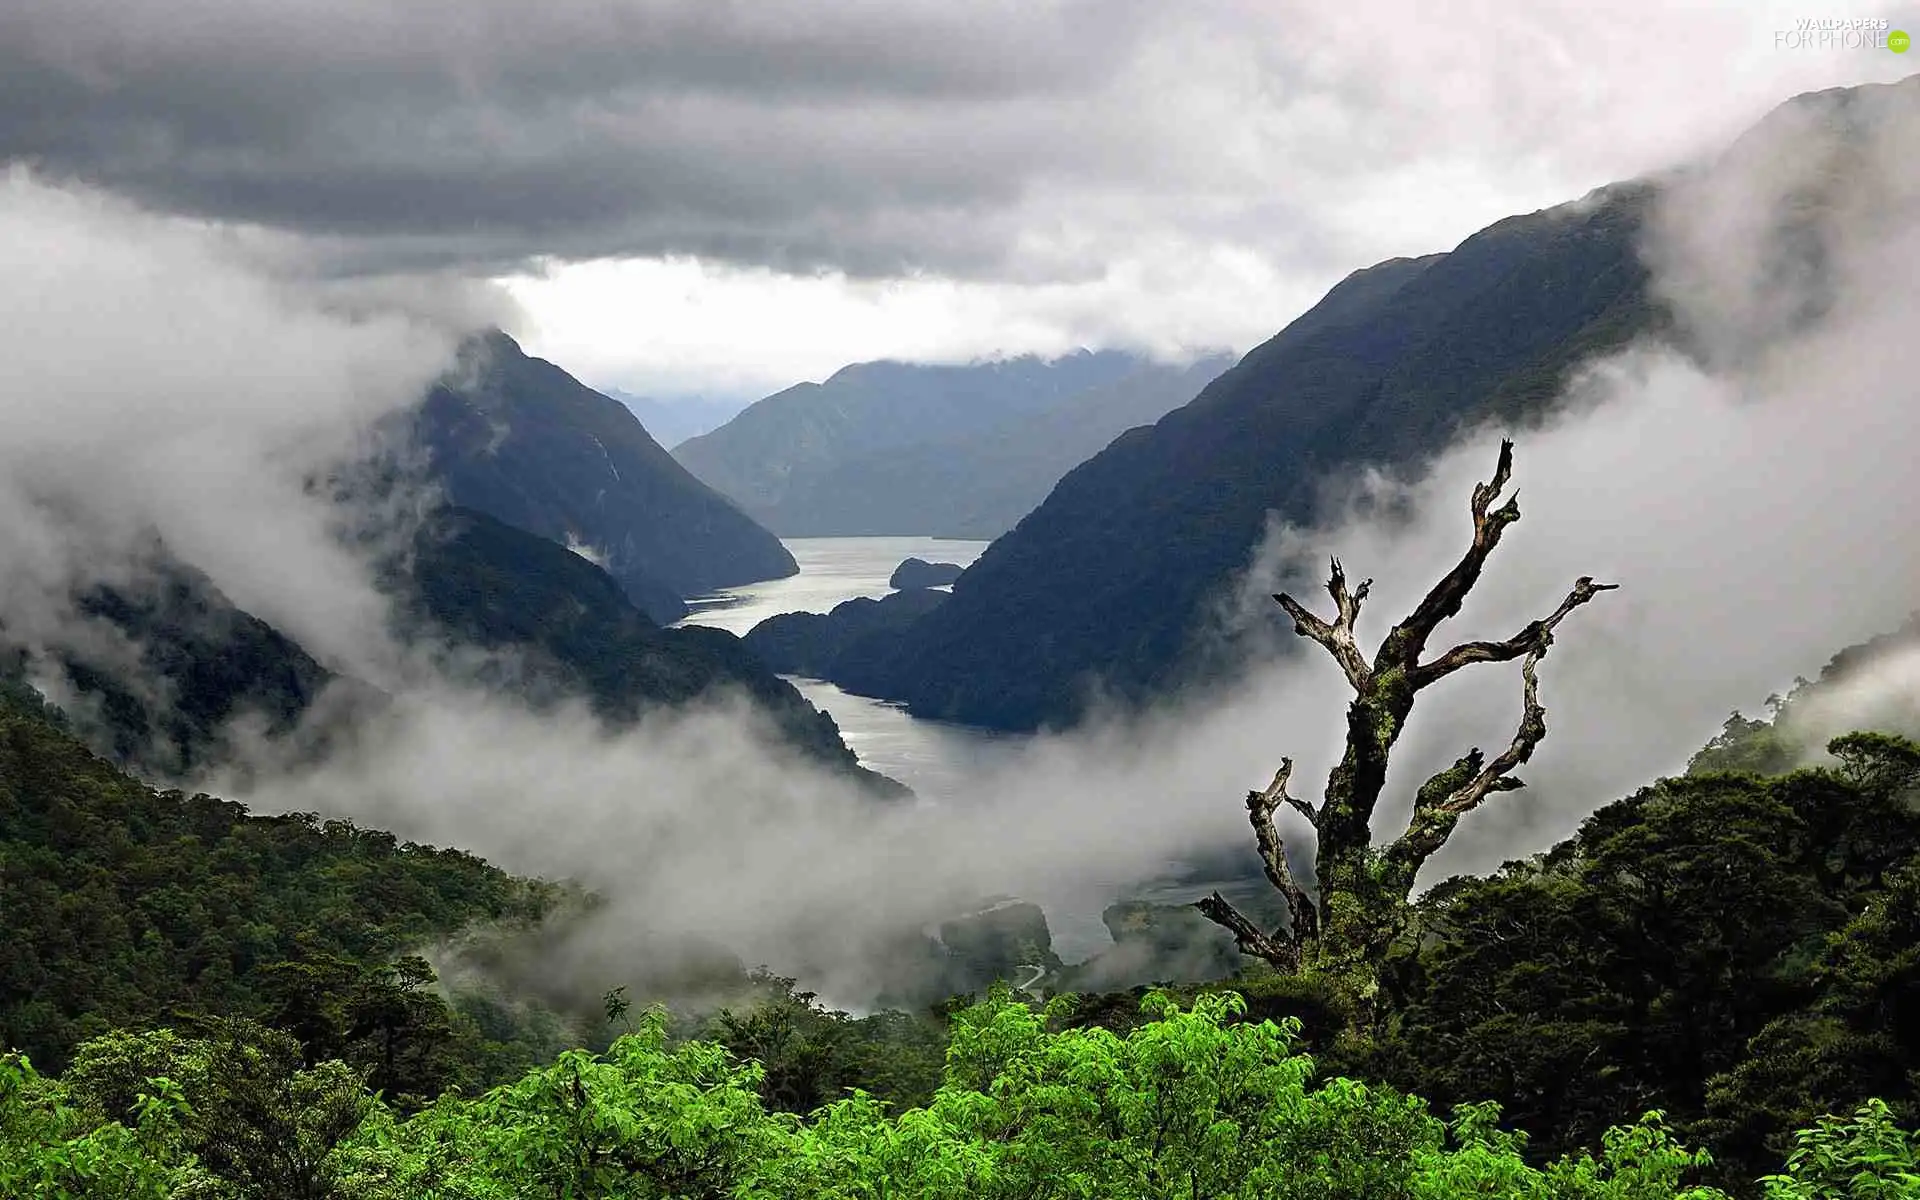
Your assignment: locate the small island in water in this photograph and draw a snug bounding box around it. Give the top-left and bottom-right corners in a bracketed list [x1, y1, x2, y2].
[889, 556, 964, 589]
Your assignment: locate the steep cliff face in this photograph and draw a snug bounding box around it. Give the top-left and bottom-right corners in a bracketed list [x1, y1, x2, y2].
[418, 331, 795, 622]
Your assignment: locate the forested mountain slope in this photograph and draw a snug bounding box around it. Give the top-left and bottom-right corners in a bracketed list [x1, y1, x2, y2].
[399, 507, 890, 786]
[0, 693, 562, 1074]
[774, 75, 1919, 733]
[818, 188, 1660, 728]
[418, 332, 796, 623]
[0, 512, 878, 789]
[0, 557, 338, 778]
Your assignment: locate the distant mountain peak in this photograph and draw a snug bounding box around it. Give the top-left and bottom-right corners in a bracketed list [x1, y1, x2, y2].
[672, 347, 1216, 537]
[414, 331, 796, 622]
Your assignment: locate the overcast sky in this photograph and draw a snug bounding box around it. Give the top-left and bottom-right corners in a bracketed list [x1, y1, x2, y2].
[4, 1, 1914, 400]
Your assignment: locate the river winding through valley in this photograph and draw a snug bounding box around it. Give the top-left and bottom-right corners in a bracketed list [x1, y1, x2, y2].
[675, 536, 1021, 800]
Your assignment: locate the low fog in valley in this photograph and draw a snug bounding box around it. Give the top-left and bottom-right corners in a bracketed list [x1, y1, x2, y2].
[3, 75, 1917, 1012]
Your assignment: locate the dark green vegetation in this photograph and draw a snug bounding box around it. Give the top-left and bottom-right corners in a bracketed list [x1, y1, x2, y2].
[743, 587, 948, 682]
[0, 556, 338, 779]
[9, 989, 1914, 1198]
[1689, 615, 1920, 778]
[10, 71, 1920, 1200]
[418, 331, 796, 623]
[1366, 742, 1920, 1191]
[0, 692, 565, 1079]
[758, 76, 1920, 734]
[673, 350, 1222, 538]
[0, 501, 875, 788]
[11, 612, 1920, 1194]
[399, 506, 889, 784]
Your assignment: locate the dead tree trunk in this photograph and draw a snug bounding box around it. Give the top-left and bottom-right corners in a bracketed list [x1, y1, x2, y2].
[1195, 440, 1615, 1008]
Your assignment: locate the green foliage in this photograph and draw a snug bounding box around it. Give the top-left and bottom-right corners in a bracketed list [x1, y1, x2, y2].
[0, 697, 561, 1075]
[1688, 618, 1920, 780]
[0, 1049, 194, 1200]
[0, 648, 69, 730]
[1690, 712, 1801, 776]
[356, 1008, 791, 1199]
[1826, 733, 1920, 798]
[1697, 856, 1920, 1177]
[1760, 1101, 1920, 1199]
[704, 970, 946, 1116]
[14, 990, 1920, 1198]
[188, 1023, 374, 1200]
[1417, 1103, 1726, 1200]
[1373, 762, 1920, 1186]
[258, 953, 463, 1106]
[5, 1021, 378, 1200]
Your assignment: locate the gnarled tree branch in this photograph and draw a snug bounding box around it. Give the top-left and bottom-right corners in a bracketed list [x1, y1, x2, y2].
[1194, 758, 1320, 968]
[1383, 621, 1582, 890]
[1409, 576, 1618, 690]
[1273, 558, 1374, 692]
[1247, 759, 1321, 945]
[1194, 893, 1297, 969]
[1380, 439, 1523, 670]
[1199, 438, 1615, 998]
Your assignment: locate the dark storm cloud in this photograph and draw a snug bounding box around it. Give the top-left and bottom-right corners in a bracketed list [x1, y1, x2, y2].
[13, 0, 1814, 283]
[0, 0, 1190, 275]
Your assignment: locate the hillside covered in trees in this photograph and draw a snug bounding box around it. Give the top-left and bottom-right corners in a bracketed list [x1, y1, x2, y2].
[10, 572, 1920, 1195]
[0, 501, 881, 795]
[14, 988, 1917, 1199]
[417, 331, 798, 624]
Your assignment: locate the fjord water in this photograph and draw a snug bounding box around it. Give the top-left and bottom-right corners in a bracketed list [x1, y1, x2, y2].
[676, 536, 1020, 800]
[679, 536, 1260, 962]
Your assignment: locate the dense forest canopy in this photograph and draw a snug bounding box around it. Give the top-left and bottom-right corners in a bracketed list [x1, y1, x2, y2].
[8, 988, 1920, 1199]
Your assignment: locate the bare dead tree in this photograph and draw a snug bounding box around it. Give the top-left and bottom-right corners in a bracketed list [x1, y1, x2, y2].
[1195, 439, 1615, 1000]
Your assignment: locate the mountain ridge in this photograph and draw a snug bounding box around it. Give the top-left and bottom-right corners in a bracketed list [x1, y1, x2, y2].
[672, 349, 1179, 535]
[417, 332, 797, 623]
[742, 353, 1236, 538]
[798, 182, 1667, 729]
